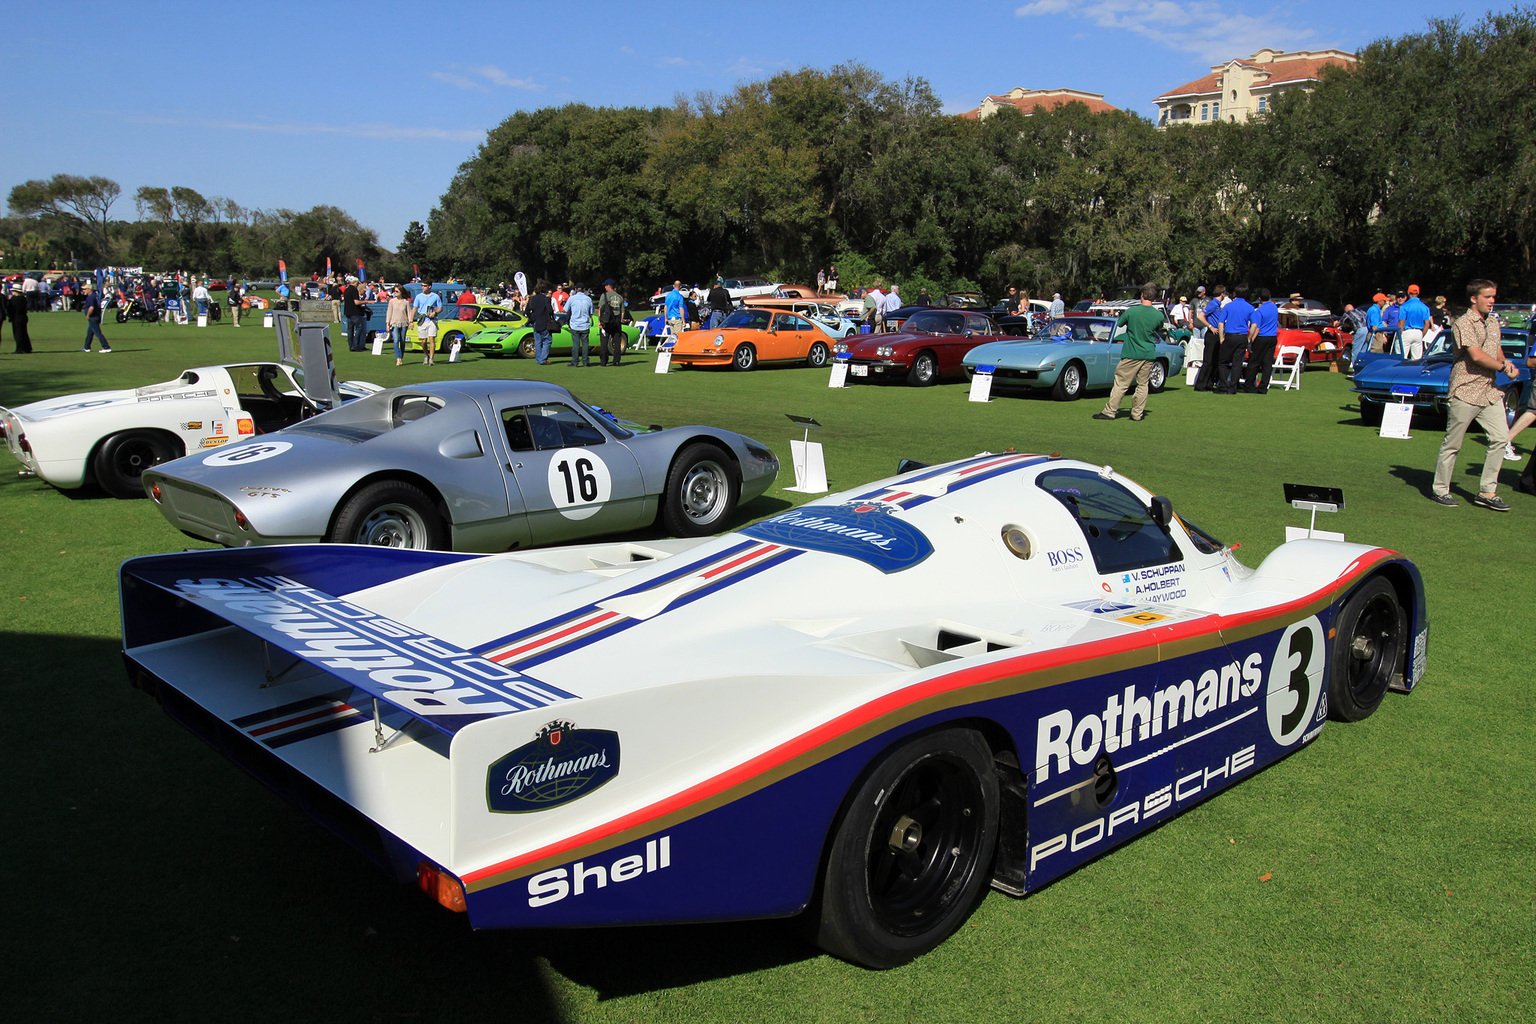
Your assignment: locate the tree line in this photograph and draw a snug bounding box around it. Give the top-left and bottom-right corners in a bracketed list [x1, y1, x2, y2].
[6, 9, 1532, 304]
[422, 8, 1534, 304]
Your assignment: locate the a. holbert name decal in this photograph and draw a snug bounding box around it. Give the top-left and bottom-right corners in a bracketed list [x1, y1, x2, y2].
[742, 501, 933, 573]
[487, 720, 620, 813]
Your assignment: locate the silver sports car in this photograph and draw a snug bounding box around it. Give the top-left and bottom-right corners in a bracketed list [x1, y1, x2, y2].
[143, 380, 780, 551]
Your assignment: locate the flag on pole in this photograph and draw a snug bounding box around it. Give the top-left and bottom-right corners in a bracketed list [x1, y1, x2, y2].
[278, 259, 288, 283]
[325, 256, 333, 278]
[356, 257, 366, 283]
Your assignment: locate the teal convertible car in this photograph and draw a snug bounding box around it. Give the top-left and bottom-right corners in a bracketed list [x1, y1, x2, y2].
[962, 316, 1186, 399]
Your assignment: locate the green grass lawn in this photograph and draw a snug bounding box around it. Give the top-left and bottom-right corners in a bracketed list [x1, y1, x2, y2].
[3, 311, 1531, 1023]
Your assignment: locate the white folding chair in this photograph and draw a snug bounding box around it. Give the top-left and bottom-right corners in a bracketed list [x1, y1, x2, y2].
[1275, 345, 1306, 391]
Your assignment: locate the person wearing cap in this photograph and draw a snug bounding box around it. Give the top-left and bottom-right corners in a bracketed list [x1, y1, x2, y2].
[1169, 295, 1190, 329]
[80, 281, 111, 353]
[412, 281, 442, 365]
[1398, 284, 1432, 359]
[1049, 292, 1064, 319]
[1430, 279, 1516, 511]
[1382, 292, 1404, 350]
[1366, 292, 1390, 352]
[598, 279, 626, 366]
[1283, 292, 1304, 310]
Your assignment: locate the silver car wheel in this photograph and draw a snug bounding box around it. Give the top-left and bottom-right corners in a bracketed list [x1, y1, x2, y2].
[681, 460, 729, 522]
[355, 502, 431, 547]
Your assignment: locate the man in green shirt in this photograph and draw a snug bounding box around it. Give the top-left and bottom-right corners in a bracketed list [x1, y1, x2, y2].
[1094, 283, 1166, 422]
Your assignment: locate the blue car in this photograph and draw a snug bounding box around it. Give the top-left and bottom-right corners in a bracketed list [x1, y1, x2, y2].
[962, 317, 1186, 400]
[1351, 328, 1528, 426]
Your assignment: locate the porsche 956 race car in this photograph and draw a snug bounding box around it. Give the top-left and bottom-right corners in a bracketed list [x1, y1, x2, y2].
[142, 380, 780, 550]
[120, 452, 1426, 967]
[0, 320, 380, 498]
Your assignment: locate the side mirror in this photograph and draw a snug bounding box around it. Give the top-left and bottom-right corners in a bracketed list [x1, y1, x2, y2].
[1149, 495, 1173, 528]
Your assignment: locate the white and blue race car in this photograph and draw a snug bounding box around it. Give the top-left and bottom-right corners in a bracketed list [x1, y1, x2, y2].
[120, 452, 1427, 967]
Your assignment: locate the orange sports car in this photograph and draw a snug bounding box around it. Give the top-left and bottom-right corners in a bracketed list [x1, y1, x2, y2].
[670, 307, 837, 371]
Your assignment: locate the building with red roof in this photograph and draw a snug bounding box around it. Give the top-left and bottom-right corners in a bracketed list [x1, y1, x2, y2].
[1154, 48, 1356, 128]
[958, 87, 1118, 120]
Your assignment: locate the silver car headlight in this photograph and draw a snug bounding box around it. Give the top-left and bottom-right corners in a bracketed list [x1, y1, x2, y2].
[876, 345, 894, 357]
[713, 334, 725, 347]
[833, 341, 848, 354]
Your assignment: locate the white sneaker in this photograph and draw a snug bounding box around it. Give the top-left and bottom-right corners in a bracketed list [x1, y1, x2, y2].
[1504, 447, 1523, 461]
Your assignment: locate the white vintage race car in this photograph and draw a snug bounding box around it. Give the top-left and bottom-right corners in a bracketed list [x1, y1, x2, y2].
[120, 452, 1427, 967]
[0, 330, 380, 498]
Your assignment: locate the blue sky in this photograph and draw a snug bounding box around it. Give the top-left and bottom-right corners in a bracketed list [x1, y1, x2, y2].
[4, 0, 1494, 251]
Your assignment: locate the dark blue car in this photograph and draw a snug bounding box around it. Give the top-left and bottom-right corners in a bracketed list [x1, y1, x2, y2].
[1351, 327, 1529, 426]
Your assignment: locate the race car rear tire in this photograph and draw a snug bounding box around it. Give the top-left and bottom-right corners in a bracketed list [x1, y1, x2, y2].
[815, 728, 999, 969]
[807, 341, 830, 368]
[1328, 576, 1404, 721]
[328, 481, 447, 550]
[662, 443, 738, 536]
[907, 351, 937, 387]
[733, 344, 757, 371]
[1148, 359, 1168, 393]
[1052, 361, 1085, 401]
[94, 431, 181, 499]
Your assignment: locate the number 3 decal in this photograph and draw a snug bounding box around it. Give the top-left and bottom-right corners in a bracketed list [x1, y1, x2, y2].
[547, 450, 611, 520]
[1266, 616, 1325, 746]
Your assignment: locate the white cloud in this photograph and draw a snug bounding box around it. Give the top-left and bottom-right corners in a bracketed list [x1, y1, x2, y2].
[431, 65, 544, 93]
[1016, 0, 1318, 62]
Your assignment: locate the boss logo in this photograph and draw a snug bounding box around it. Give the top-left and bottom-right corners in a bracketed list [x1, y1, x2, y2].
[1046, 547, 1086, 568]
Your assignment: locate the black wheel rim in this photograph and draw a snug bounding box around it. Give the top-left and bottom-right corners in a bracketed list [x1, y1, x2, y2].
[1343, 593, 1400, 703]
[866, 753, 985, 937]
[113, 439, 164, 480]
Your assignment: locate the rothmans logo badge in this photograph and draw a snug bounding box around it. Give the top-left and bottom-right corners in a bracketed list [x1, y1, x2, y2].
[742, 500, 933, 573]
[486, 720, 621, 813]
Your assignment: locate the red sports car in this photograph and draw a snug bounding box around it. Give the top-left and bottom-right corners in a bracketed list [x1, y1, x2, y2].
[838, 308, 1019, 386]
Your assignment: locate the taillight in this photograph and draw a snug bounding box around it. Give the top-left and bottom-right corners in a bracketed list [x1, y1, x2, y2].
[417, 862, 466, 912]
[149, 482, 162, 502]
[19, 434, 31, 454]
[233, 506, 250, 530]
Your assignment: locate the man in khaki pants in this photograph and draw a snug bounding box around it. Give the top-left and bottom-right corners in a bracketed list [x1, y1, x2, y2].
[1093, 283, 1165, 422]
[1430, 279, 1518, 511]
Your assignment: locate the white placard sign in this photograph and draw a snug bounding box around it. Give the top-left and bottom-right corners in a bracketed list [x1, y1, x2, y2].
[787, 438, 828, 494]
[968, 366, 996, 403]
[371, 333, 384, 356]
[828, 359, 849, 388]
[654, 339, 674, 374]
[1380, 402, 1414, 439]
[263, 313, 274, 329]
[448, 338, 462, 363]
[197, 313, 208, 328]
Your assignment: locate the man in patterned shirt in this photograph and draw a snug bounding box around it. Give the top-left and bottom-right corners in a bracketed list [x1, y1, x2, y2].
[1430, 279, 1518, 510]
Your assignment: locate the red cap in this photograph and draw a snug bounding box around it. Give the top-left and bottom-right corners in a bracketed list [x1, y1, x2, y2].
[1407, 284, 1420, 295]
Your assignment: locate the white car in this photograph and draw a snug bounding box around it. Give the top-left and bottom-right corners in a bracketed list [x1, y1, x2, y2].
[121, 453, 1426, 966]
[1, 334, 380, 498]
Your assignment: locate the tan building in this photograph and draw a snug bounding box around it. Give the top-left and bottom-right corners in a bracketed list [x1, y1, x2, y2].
[959, 87, 1118, 120]
[1154, 48, 1356, 128]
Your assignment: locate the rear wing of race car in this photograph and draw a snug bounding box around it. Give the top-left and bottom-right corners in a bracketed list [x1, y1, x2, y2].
[119, 545, 580, 882]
